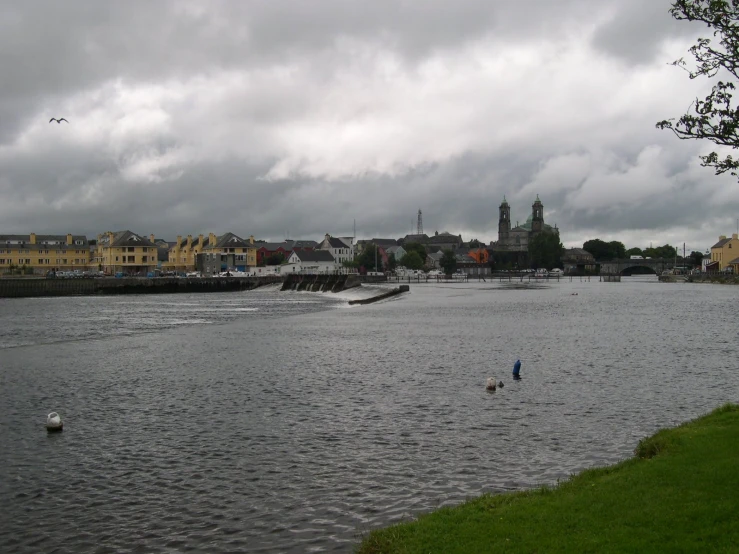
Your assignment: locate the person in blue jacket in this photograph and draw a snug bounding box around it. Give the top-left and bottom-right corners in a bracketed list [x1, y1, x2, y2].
[513, 359, 521, 377]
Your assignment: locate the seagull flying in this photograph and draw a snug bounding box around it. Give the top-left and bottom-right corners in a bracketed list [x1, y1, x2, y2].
[49, 118, 68, 124]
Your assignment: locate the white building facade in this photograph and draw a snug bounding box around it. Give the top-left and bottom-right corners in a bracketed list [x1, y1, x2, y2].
[316, 234, 354, 265]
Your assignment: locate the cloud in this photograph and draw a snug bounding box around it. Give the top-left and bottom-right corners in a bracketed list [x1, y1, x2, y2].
[0, 0, 736, 252]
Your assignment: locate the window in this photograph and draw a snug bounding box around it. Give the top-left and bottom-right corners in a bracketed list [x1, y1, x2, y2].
[62, 259, 67, 264]
[24, 259, 30, 264]
[115, 256, 119, 262]
[0, 259, 4, 264]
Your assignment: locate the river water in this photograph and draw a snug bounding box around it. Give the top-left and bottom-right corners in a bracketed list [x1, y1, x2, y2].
[0, 278, 736, 553]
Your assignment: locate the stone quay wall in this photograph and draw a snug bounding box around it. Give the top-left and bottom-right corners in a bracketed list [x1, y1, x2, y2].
[0, 276, 283, 298]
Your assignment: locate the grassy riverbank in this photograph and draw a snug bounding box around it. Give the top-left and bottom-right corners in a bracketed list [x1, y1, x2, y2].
[357, 404, 739, 553]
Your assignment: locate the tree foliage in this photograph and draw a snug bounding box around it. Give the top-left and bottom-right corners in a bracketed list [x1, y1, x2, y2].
[440, 249, 457, 275]
[356, 244, 382, 272]
[689, 250, 706, 267]
[400, 251, 424, 270]
[265, 253, 285, 265]
[403, 241, 428, 263]
[582, 239, 626, 260]
[626, 247, 644, 257]
[656, 1, 739, 178]
[643, 244, 679, 259]
[529, 232, 564, 269]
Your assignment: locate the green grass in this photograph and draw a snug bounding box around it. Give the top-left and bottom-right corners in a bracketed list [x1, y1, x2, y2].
[357, 404, 739, 554]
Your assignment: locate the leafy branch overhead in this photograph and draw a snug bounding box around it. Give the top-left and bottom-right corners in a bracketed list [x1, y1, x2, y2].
[656, 0, 739, 177]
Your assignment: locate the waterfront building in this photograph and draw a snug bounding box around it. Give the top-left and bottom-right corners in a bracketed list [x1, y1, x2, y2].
[0, 233, 90, 274]
[492, 195, 559, 252]
[96, 231, 158, 275]
[710, 233, 739, 270]
[168, 232, 257, 271]
[203, 233, 257, 271]
[255, 240, 317, 266]
[316, 234, 354, 265]
[562, 248, 597, 274]
[285, 248, 337, 273]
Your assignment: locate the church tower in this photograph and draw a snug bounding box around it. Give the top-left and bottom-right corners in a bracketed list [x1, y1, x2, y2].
[531, 195, 543, 233]
[498, 196, 511, 241]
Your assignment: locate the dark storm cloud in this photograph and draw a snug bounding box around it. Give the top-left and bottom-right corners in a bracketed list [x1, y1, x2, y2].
[0, 0, 736, 251]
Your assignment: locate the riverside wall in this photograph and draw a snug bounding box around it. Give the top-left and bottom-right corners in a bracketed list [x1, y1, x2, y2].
[0, 276, 283, 298]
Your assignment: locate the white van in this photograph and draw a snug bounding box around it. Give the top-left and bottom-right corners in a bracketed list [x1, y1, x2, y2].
[630, 255, 644, 260]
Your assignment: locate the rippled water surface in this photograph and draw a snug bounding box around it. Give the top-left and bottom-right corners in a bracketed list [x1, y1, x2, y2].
[1, 278, 737, 553]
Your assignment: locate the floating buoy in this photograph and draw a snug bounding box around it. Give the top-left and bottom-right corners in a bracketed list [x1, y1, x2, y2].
[486, 378, 496, 391]
[513, 359, 521, 377]
[46, 412, 63, 432]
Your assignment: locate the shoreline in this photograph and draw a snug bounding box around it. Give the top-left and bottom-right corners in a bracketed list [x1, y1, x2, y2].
[357, 404, 739, 553]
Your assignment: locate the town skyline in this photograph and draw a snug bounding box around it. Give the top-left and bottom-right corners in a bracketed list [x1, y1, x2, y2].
[1, 1, 738, 251]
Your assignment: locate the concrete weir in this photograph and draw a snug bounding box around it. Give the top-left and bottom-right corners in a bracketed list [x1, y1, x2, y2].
[348, 285, 409, 305]
[281, 274, 362, 293]
[0, 276, 282, 298]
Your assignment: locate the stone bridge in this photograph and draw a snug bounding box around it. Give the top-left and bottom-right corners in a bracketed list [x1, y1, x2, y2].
[598, 258, 681, 275]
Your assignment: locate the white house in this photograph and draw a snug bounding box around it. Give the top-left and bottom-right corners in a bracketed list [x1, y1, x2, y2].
[317, 234, 354, 265]
[285, 248, 337, 273]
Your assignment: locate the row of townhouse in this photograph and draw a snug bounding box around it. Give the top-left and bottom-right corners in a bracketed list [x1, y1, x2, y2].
[1, 230, 357, 276]
[0, 233, 91, 273]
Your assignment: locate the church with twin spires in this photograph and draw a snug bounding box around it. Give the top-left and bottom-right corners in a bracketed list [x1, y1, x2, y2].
[492, 195, 558, 252]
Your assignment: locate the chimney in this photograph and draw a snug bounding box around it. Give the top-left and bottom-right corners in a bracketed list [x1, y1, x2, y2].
[720, 235, 727, 240]
[30, 233, 36, 245]
[249, 235, 255, 244]
[198, 234, 204, 248]
[733, 233, 738, 240]
[209, 232, 217, 246]
[150, 234, 155, 243]
[186, 234, 192, 248]
[325, 233, 330, 242]
[66, 233, 73, 245]
[176, 235, 182, 249]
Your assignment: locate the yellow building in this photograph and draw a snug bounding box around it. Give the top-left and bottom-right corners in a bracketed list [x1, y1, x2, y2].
[96, 230, 159, 275]
[0, 233, 90, 274]
[710, 233, 739, 270]
[166, 232, 257, 271]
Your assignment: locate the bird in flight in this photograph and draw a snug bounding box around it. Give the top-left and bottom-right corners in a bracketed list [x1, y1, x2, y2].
[49, 118, 68, 124]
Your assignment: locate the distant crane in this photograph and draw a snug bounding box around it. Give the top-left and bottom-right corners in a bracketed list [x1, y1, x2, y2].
[417, 209, 423, 235]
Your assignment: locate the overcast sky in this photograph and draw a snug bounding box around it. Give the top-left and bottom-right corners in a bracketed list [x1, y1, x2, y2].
[1, 0, 737, 250]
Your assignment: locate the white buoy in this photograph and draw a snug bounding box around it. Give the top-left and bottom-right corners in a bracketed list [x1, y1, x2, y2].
[46, 412, 63, 432]
[486, 378, 496, 391]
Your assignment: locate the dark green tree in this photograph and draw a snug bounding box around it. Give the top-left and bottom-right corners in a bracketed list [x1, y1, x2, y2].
[608, 241, 627, 259]
[657, 1, 739, 179]
[400, 251, 424, 270]
[356, 244, 381, 271]
[403, 241, 428, 263]
[529, 232, 565, 269]
[644, 244, 678, 259]
[468, 238, 482, 248]
[626, 247, 644, 257]
[387, 252, 397, 271]
[689, 250, 706, 267]
[583, 239, 612, 260]
[440, 249, 457, 275]
[265, 253, 285, 265]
